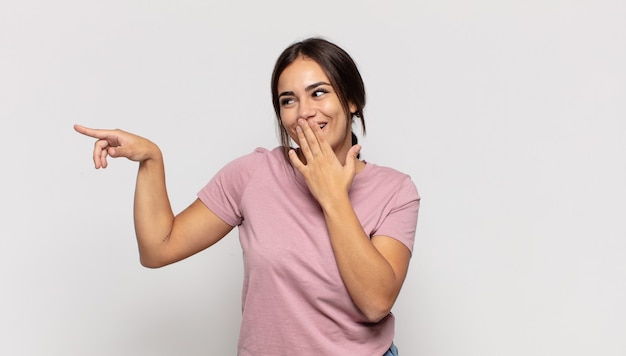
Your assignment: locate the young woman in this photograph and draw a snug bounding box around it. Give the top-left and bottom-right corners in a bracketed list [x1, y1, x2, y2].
[75, 37, 419, 356]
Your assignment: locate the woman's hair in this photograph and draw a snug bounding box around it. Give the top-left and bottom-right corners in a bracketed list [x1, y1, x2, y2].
[271, 37, 366, 159]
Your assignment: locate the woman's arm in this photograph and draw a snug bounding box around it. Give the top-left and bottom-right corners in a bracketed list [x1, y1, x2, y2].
[288, 120, 412, 323]
[74, 125, 234, 268]
[321, 198, 411, 323]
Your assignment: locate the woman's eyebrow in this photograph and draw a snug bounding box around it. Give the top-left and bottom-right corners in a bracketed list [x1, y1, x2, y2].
[278, 82, 331, 98]
[278, 90, 294, 98]
[305, 81, 331, 92]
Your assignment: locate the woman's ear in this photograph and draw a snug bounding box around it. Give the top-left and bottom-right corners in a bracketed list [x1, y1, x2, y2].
[349, 102, 358, 116]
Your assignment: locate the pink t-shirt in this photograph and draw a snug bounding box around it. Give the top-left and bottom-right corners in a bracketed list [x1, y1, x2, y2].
[198, 147, 420, 356]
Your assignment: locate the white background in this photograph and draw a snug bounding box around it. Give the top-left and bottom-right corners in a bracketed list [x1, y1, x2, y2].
[1, 0, 624, 355]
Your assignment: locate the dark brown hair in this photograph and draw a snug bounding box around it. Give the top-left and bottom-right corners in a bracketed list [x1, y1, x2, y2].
[270, 37, 366, 159]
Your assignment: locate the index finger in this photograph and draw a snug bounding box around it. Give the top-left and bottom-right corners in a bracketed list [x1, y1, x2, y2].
[297, 119, 324, 157]
[73, 124, 113, 140]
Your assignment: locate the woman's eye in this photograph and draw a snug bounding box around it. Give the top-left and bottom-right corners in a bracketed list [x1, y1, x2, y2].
[313, 89, 328, 97]
[280, 98, 294, 106]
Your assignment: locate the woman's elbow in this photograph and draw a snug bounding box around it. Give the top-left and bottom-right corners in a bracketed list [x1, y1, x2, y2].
[361, 301, 394, 323]
[139, 253, 169, 269]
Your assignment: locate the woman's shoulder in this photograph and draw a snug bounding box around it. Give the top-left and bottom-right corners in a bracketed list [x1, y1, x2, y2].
[358, 162, 420, 197]
[361, 161, 412, 182]
[227, 146, 283, 165]
[208, 147, 285, 186]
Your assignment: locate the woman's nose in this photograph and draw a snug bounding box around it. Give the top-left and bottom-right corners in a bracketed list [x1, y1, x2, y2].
[297, 99, 316, 119]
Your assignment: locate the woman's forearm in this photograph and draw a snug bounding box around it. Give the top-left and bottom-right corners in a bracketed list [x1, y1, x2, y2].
[322, 195, 406, 323]
[133, 149, 175, 267]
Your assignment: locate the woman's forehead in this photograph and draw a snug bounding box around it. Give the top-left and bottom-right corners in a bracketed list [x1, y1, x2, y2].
[277, 57, 330, 89]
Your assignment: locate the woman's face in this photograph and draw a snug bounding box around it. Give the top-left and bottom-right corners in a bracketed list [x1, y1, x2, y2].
[277, 57, 355, 158]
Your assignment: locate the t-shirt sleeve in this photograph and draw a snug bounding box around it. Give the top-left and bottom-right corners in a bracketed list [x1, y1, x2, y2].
[373, 176, 420, 253]
[197, 148, 265, 227]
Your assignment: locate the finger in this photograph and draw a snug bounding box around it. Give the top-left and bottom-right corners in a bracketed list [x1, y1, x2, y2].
[299, 119, 322, 157]
[288, 149, 306, 172]
[295, 124, 313, 160]
[308, 120, 335, 156]
[350, 144, 361, 159]
[74, 124, 113, 140]
[108, 145, 123, 158]
[100, 146, 109, 168]
[93, 140, 109, 168]
[345, 144, 361, 171]
[103, 143, 127, 165]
